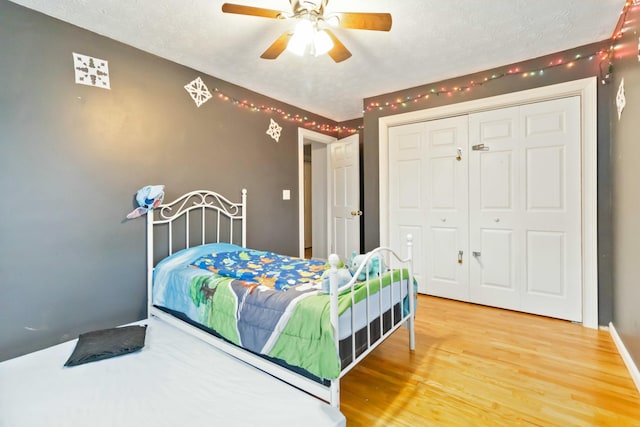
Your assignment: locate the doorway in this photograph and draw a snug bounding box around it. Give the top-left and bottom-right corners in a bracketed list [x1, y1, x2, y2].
[298, 129, 335, 259]
[297, 129, 361, 262]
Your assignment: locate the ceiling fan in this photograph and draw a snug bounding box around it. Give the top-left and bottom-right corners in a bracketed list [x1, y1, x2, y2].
[221, 1, 392, 63]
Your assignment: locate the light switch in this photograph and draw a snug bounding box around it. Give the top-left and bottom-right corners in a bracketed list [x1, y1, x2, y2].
[282, 189, 290, 200]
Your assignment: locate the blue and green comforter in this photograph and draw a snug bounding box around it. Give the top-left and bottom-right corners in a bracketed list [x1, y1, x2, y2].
[152, 243, 411, 380]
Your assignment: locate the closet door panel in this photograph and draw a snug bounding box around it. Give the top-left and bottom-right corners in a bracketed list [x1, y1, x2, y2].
[423, 116, 470, 301]
[431, 227, 459, 282]
[389, 117, 470, 300]
[479, 150, 513, 209]
[389, 123, 428, 292]
[520, 97, 582, 321]
[468, 97, 581, 320]
[526, 230, 565, 296]
[526, 146, 565, 210]
[480, 228, 514, 289]
[469, 106, 521, 310]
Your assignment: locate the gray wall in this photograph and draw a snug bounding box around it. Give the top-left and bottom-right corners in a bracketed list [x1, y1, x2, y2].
[361, 41, 614, 326]
[610, 6, 640, 367]
[0, 1, 339, 361]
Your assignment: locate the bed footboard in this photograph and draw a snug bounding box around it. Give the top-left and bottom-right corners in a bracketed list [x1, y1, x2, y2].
[326, 235, 416, 407]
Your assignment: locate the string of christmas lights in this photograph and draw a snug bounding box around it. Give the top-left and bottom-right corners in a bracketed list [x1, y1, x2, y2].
[209, 87, 359, 134]
[208, 45, 613, 133]
[365, 47, 612, 114]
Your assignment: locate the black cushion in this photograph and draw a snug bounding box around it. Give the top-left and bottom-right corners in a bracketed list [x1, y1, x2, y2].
[64, 325, 147, 367]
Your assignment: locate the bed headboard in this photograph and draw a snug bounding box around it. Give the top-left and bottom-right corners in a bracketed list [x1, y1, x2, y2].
[146, 189, 247, 316]
[147, 189, 247, 259]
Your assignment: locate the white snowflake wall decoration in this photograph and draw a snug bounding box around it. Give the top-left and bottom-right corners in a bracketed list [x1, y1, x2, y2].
[266, 118, 282, 142]
[184, 77, 212, 108]
[73, 53, 110, 89]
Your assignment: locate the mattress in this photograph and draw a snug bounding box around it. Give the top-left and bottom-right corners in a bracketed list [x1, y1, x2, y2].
[0, 318, 346, 427]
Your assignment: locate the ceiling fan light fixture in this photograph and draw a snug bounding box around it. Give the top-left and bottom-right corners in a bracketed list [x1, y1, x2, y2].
[312, 29, 333, 56]
[286, 19, 314, 56]
[221, 1, 390, 62]
[287, 32, 307, 56]
[286, 18, 333, 58]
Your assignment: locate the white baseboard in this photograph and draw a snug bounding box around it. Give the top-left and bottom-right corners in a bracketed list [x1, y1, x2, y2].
[609, 322, 640, 394]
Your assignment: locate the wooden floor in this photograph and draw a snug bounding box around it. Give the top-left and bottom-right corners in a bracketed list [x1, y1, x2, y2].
[340, 295, 640, 426]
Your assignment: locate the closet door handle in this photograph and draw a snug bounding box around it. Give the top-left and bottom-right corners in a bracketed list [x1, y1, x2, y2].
[472, 251, 481, 257]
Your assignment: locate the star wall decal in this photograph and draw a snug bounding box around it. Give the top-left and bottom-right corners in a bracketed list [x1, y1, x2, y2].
[184, 76, 212, 108]
[266, 118, 282, 142]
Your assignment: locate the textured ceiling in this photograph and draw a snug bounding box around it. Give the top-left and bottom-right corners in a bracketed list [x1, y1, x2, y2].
[8, 0, 623, 121]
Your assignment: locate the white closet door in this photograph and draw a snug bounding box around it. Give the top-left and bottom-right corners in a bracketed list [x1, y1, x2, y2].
[388, 96, 582, 322]
[468, 106, 521, 310]
[519, 97, 582, 321]
[389, 116, 469, 300]
[468, 97, 582, 321]
[389, 122, 428, 292]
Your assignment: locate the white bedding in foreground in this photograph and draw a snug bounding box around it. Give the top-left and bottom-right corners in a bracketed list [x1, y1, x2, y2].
[0, 318, 345, 427]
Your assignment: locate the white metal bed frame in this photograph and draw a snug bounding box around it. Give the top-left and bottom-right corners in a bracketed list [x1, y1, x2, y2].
[146, 188, 416, 408]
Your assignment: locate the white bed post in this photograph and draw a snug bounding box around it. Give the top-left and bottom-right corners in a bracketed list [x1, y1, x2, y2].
[327, 253, 341, 408]
[146, 211, 154, 319]
[406, 234, 416, 350]
[241, 189, 247, 247]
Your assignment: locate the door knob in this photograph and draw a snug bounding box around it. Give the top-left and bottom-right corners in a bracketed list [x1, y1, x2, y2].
[350, 210, 363, 216]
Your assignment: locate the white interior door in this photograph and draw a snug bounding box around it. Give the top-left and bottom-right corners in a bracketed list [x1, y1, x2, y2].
[389, 116, 469, 299]
[330, 134, 360, 262]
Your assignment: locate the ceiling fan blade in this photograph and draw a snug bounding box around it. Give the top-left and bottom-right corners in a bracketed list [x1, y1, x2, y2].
[260, 31, 293, 60]
[324, 29, 352, 63]
[332, 12, 392, 31]
[221, 3, 284, 19]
